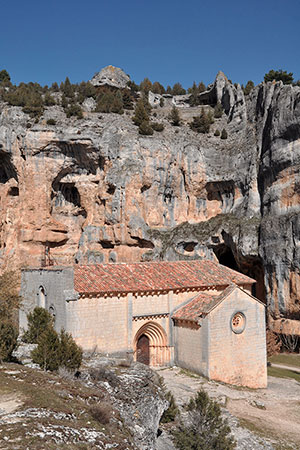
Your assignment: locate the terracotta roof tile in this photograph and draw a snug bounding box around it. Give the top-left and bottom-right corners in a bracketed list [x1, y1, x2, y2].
[172, 285, 237, 322]
[73, 260, 255, 294]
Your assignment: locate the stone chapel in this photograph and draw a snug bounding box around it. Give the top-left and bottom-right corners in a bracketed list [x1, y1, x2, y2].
[20, 259, 267, 388]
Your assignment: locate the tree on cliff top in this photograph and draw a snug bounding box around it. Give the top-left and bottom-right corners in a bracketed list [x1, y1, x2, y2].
[264, 69, 294, 85]
[0, 70, 10, 83]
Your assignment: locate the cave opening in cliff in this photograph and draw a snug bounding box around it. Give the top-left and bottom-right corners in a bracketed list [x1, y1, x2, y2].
[213, 244, 266, 303]
[0, 152, 18, 184]
[53, 182, 81, 208]
[8, 186, 19, 196]
[213, 244, 238, 271]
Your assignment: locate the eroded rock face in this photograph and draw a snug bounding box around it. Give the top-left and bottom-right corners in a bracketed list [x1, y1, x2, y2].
[0, 74, 299, 327]
[90, 65, 130, 88]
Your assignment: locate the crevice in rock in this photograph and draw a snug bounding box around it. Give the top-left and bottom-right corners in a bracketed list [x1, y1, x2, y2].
[0, 151, 18, 184]
[129, 237, 154, 249]
[100, 240, 115, 249]
[8, 186, 19, 196]
[107, 183, 116, 195]
[141, 184, 151, 193]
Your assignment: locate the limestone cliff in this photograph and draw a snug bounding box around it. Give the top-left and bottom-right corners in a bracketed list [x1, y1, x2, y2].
[0, 71, 299, 330]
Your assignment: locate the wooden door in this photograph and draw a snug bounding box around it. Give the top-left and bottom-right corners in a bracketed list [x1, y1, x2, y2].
[137, 334, 150, 365]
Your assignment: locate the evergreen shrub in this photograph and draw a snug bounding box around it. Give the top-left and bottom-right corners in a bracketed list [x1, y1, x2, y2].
[172, 390, 236, 450]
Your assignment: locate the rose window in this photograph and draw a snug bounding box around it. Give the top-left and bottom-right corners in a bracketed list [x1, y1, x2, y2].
[231, 312, 246, 334]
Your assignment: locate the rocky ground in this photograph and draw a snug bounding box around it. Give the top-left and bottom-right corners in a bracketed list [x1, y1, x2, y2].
[1, 352, 299, 449]
[0, 356, 167, 449]
[156, 366, 300, 450]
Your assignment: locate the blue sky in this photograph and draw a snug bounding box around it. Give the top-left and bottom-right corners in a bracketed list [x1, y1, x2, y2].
[1, 0, 299, 88]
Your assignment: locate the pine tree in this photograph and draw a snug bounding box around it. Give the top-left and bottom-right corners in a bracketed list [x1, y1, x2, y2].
[214, 102, 223, 118]
[59, 329, 82, 370]
[169, 105, 181, 126]
[172, 82, 186, 95]
[139, 77, 152, 94]
[221, 128, 228, 139]
[23, 307, 53, 344]
[31, 327, 61, 371]
[190, 108, 212, 133]
[152, 81, 165, 95]
[132, 99, 149, 126]
[172, 390, 236, 450]
[138, 121, 153, 135]
[264, 69, 294, 84]
[198, 81, 206, 93]
[243, 80, 255, 95]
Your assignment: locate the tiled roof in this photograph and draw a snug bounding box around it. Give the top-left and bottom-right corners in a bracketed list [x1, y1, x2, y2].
[74, 260, 255, 294]
[172, 285, 236, 322]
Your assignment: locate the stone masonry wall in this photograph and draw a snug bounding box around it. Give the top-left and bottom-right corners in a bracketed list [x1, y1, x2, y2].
[66, 295, 128, 352]
[173, 321, 208, 376]
[208, 290, 267, 388]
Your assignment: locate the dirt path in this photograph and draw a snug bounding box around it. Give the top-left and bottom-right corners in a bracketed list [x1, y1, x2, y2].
[156, 367, 300, 449]
[271, 363, 300, 373]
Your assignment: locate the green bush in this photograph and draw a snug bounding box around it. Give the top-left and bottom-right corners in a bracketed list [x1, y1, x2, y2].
[59, 329, 82, 370]
[44, 92, 56, 106]
[122, 89, 134, 110]
[90, 403, 112, 424]
[0, 321, 18, 362]
[214, 102, 223, 118]
[190, 108, 213, 133]
[264, 69, 293, 84]
[172, 390, 236, 450]
[65, 103, 83, 119]
[132, 99, 150, 126]
[0, 272, 20, 362]
[214, 129, 220, 136]
[95, 89, 124, 114]
[169, 105, 181, 126]
[31, 326, 82, 372]
[31, 326, 61, 371]
[46, 118, 56, 126]
[159, 97, 164, 107]
[243, 80, 254, 96]
[139, 121, 153, 135]
[221, 128, 228, 139]
[151, 122, 164, 132]
[23, 307, 53, 344]
[160, 390, 178, 423]
[0, 69, 11, 83]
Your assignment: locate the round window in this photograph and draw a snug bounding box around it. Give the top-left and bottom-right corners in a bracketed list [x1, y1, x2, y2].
[231, 312, 246, 334]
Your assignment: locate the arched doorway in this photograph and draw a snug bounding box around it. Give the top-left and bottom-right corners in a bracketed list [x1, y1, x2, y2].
[134, 321, 169, 366]
[136, 334, 150, 365]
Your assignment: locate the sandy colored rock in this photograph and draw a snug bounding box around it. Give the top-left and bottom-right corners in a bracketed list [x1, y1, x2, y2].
[0, 73, 299, 326]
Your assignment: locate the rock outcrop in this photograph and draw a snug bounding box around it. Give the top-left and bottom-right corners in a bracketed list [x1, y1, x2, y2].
[0, 71, 299, 330]
[90, 65, 130, 88]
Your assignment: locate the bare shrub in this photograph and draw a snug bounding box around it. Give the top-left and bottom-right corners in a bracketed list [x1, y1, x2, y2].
[266, 329, 282, 356]
[90, 403, 112, 424]
[280, 333, 299, 352]
[89, 367, 119, 387]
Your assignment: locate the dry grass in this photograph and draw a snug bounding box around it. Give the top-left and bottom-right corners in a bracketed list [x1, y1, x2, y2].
[267, 366, 300, 383]
[269, 353, 300, 368]
[0, 362, 132, 449]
